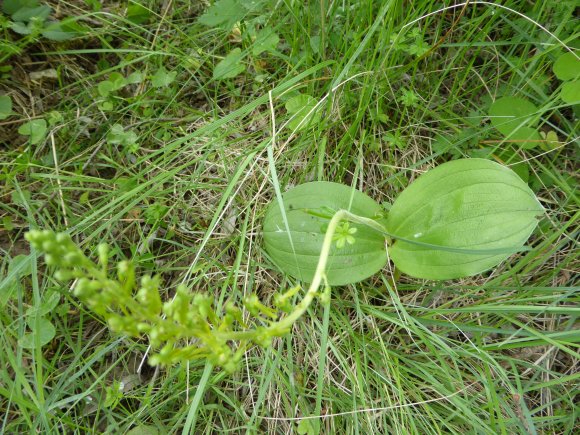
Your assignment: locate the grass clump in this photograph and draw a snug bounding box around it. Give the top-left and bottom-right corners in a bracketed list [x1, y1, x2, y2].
[1, 0, 578, 433]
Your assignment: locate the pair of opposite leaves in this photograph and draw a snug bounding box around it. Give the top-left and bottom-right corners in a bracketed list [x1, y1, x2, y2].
[263, 159, 544, 285]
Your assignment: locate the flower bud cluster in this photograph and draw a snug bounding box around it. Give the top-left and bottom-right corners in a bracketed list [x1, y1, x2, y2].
[26, 230, 92, 270]
[26, 230, 329, 373]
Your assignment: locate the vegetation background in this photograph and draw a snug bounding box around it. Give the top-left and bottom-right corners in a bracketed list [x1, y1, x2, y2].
[0, 0, 578, 433]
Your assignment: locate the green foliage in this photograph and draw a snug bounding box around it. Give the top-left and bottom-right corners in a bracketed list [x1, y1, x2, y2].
[19, 317, 55, 348]
[26, 160, 544, 370]
[0, 95, 12, 120]
[285, 93, 321, 131]
[107, 124, 139, 152]
[25, 230, 332, 372]
[263, 182, 387, 285]
[252, 28, 279, 55]
[399, 88, 419, 107]
[151, 67, 177, 88]
[265, 159, 543, 283]
[1, 254, 31, 306]
[5, 1, 578, 431]
[197, 0, 247, 30]
[97, 72, 126, 97]
[390, 27, 431, 57]
[18, 118, 47, 144]
[2, 0, 75, 41]
[126, 3, 152, 25]
[552, 52, 580, 104]
[560, 80, 579, 104]
[385, 159, 544, 279]
[488, 96, 541, 148]
[553, 52, 580, 81]
[213, 48, 245, 80]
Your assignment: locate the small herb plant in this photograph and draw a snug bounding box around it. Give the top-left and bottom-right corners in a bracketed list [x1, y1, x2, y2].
[26, 158, 544, 372]
[1, 0, 78, 63]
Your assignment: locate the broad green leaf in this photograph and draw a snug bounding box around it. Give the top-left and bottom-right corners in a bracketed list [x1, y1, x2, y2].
[97, 80, 115, 97]
[26, 289, 60, 317]
[19, 317, 56, 349]
[11, 21, 33, 35]
[1, 254, 32, 306]
[198, 0, 245, 30]
[489, 96, 538, 135]
[560, 80, 579, 104]
[127, 3, 152, 24]
[493, 148, 530, 182]
[42, 22, 76, 41]
[252, 29, 279, 55]
[213, 48, 245, 80]
[126, 426, 161, 435]
[263, 182, 387, 285]
[107, 123, 126, 144]
[553, 52, 580, 81]
[12, 5, 51, 22]
[10, 254, 33, 278]
[108, 72, 126, 90]
[285, 94, 321, 131]
[18, 119, 47, 144]
[151, 67, 176, 88]
[3, 0, 40, 15]
[386, 159, 544, 280]
[0, 95, 12, 120]
[127, 71, 144, 84]
[504, 126, 542, 149]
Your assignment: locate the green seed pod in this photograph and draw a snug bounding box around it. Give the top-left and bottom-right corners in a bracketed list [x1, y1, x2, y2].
[54, 269, 73, 281]
[97, 243, 109, 266]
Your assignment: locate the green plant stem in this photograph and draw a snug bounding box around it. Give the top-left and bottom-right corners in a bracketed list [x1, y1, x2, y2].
[267, 209, 386, 334]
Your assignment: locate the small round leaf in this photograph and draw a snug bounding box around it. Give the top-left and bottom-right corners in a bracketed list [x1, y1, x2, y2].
[263, 182, 387, 285]
[489, 97, 539, 136]
[386, 159, 544, 280]
[553, 52, 580, 81]
[19, 317, 56, 349]
[18, 119, 47, 144]
[560, 80, 580, 104]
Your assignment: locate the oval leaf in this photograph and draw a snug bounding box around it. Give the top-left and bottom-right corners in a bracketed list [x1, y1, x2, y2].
[213, 48, 245, 80]
[553, 52, 580, 81]
[0, 95, 12, 120]
[386, 159, 544, 280]
[263, 182, 387, 285]
[19, 317, 56, 349]
[561, 80, 580, 104]
[489, 96, 539, 136]
[505, 126, 542, 149]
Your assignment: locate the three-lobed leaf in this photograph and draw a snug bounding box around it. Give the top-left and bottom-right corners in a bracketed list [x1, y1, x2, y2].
[385, 159, 544, 280]
[263, 182, 387, 285]
[18, 118, 47, 144]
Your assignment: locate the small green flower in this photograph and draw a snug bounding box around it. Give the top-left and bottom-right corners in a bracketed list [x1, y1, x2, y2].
[332, 222, 357, 249]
